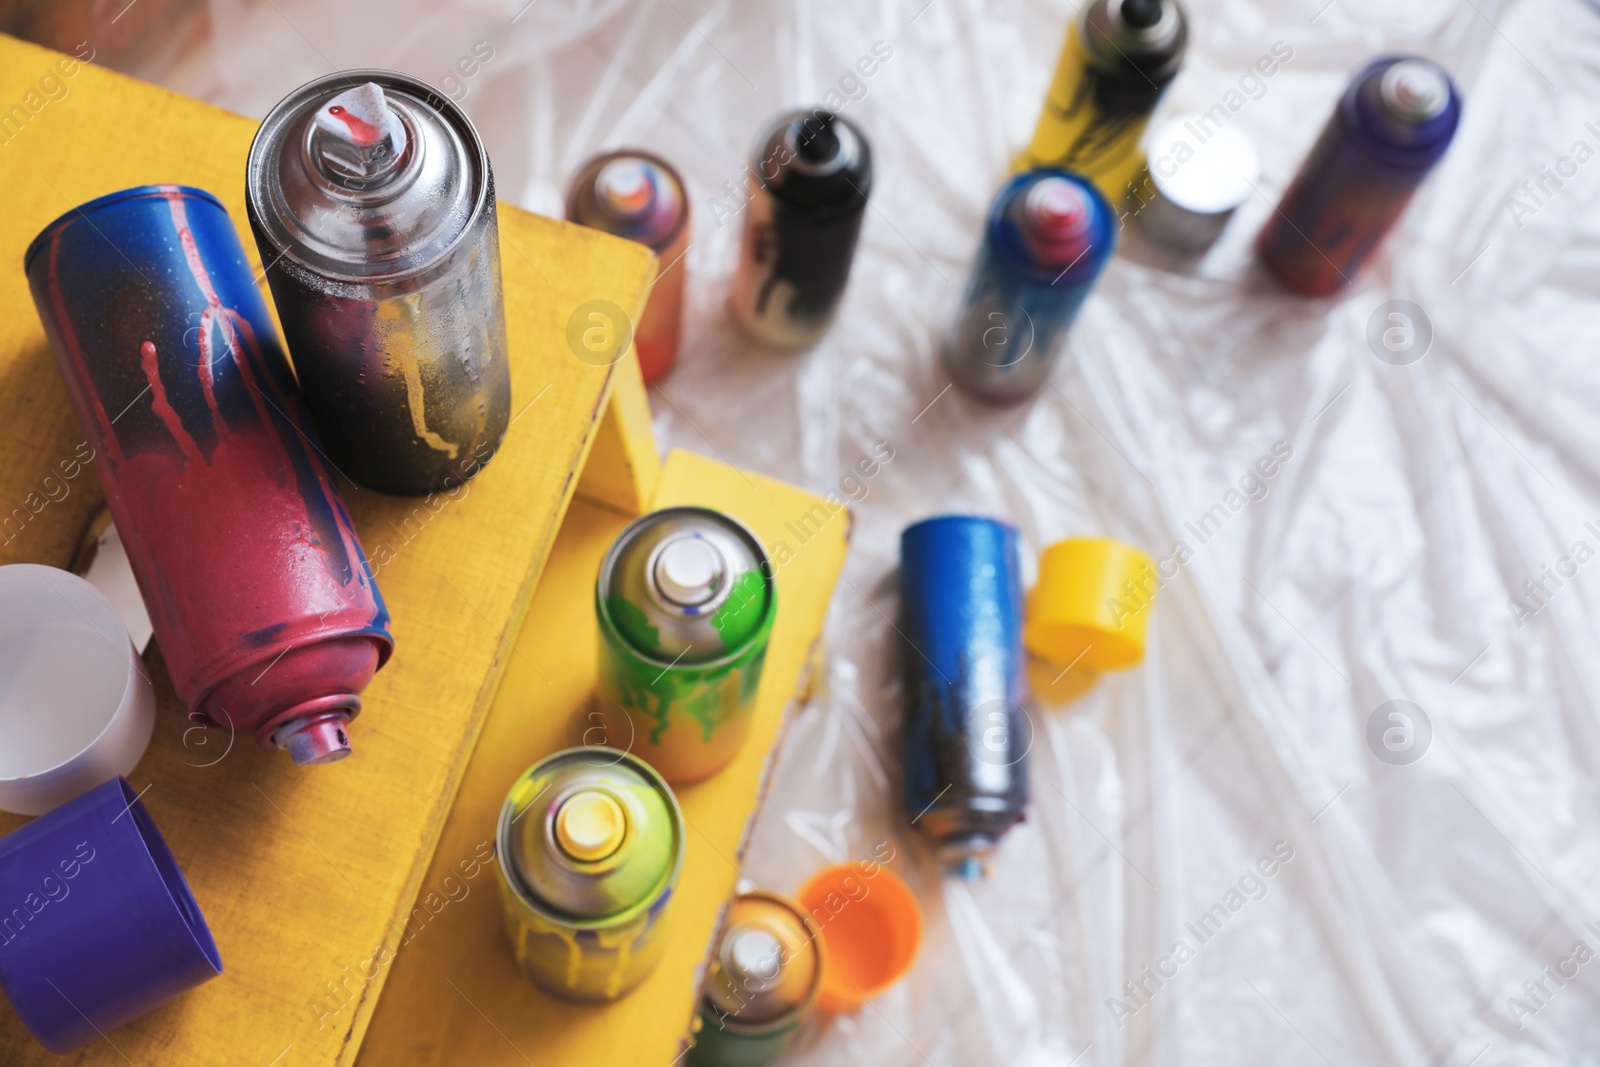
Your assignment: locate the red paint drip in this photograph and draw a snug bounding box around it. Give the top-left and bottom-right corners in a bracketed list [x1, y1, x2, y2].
[156, 190, 367, 574]
[140, 341, 204, 465]
[326, 104, 380, 146]
[164, 194, 226, 432]
[164, 195, 370, 578]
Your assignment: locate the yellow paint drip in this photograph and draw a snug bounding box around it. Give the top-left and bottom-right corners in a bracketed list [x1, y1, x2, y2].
[379, 297, 459, 458]
[508, 777, 540, 810]
[505, 896, 657, 1000]
[597, 920, 645, 1000]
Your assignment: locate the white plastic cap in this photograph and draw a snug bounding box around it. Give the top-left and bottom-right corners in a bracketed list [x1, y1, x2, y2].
[653, 537, 725, 607]
[0, 565, 155, 816]
[727, 927, 784, 990]
[1380, 60, 1450, 123]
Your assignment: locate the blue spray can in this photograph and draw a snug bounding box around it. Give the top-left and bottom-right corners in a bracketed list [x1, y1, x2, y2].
[899, 516, 1031, 877]
[942, 169, 1115, 404]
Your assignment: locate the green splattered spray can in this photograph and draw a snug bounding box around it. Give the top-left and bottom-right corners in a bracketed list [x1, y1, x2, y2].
[596, 506, 777, 784]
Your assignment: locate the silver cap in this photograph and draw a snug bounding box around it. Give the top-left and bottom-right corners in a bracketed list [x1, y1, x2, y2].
[1135, 114, 1259, 253]
[246, 70, 488, 283]
[598, 507, 773, 664]
[1085, 0, 1187, 71]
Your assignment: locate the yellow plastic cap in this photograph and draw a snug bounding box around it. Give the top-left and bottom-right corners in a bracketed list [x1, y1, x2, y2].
[555, 790, 627, 862]
[1024, 537, 1157, 672]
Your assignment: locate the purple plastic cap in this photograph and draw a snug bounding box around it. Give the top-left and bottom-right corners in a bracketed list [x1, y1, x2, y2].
[0, 777, 222, 1054]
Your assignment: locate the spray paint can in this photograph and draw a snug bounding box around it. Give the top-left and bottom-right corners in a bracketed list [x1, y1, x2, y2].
[25, 186, 393, 766]
[943, 169, 1116, 404]
[689, 892, 823, 1067]
[899, 516, 1030, 877]
[494, 747, 684, 1001]
[730, 110, 872, 348]
[1259, 56, 1461, 296]
[1019, 0, 1188, 204]
[567, 151, 690, 384]
[246, 72, 511, 496]
[596, 507, 776, 784]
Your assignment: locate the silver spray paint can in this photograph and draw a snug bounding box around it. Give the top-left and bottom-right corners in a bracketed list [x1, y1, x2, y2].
[246, 71, 511, 497]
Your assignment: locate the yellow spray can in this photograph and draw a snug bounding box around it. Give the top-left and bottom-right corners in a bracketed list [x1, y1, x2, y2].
[1017, 0, 1189, 205]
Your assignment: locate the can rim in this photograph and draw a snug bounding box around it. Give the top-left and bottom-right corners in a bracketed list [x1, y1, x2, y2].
[988, 169, 1116, 286]
[495, 746, 685, 930]
[24, 184, 227, 275]
[564, 148, 690, 255]
[1340, 54, 1461, 168]
[245, 69, 492, 284]
[595, 506, 776, 669]
[747, 109, 873, 216]
[900, 513, 1019, 540]
[187, 622, 395, 733]
[701, 889, 825, 1037]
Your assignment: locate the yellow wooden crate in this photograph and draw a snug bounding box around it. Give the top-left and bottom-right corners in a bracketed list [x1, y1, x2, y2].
[360, 451, 849, 1066]
[0, 34, 849, 1067]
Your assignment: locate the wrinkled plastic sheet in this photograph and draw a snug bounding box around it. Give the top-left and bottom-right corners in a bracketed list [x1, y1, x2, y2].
[167, 0, 1600, 1062]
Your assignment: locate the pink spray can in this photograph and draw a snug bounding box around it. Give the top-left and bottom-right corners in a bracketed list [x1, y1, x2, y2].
[26, 185, 394, 766]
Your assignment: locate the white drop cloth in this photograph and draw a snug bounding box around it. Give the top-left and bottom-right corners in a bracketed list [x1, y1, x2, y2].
[162, 0, 1600, 1061]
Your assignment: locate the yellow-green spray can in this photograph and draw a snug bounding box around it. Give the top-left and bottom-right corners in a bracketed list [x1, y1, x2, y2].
[1017, 0, 1188, 204]
[494, 747, 684, 1001]
[596, 506, 777, 785]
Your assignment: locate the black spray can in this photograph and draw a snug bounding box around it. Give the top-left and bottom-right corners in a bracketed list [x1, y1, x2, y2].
[899, 516, 1031, 878]
[246, 72, 511, 497]
[730, 110, 872, 349]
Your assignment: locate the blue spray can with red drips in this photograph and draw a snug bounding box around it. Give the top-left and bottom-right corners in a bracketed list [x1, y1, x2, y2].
[1258, 56, 1461, 295]
[899, 516, 1031, 877]
[942, 169, 1115, 404]
[26, 185, 392, 766]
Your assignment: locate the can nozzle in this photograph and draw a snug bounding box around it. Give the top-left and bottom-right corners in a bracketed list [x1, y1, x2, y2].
[596, 159, 656, 219]
[726, 928, 785, 992]
[1020, 177, 1095, 270]
[313, 82, 409, 185]
[794, 114, 840, 165]
[937, 833, 995, 877]
[1379, 60, 1450, 123]
[1119, 0, 1164, 30]
[273, 706, 355, 765]
[653, 536, 726, 608]
[553, 790, 628, 862]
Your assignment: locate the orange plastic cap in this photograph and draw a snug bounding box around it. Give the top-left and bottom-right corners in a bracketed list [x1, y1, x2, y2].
[797, 862, 922, 1013]
[1024, 537, 1157, 672]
